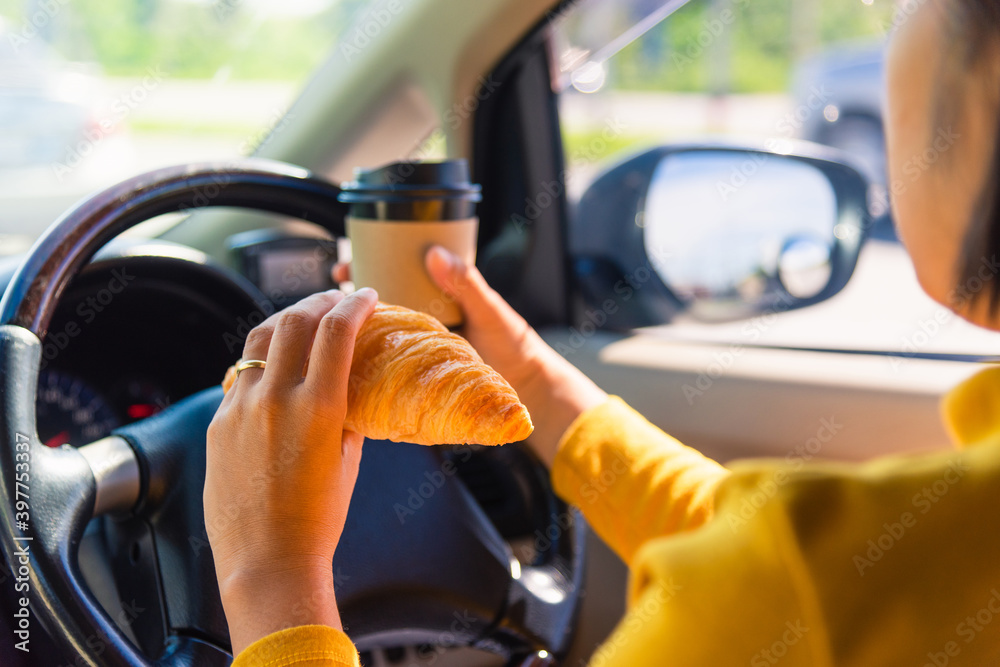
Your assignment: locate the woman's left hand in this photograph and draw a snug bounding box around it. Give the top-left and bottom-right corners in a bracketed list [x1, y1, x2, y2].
[204, 287, 378, 655]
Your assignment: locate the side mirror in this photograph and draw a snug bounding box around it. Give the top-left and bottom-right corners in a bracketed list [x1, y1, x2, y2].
[570, 143, 871, 327]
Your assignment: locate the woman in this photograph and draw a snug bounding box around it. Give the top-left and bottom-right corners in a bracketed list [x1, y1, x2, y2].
[205, 0, 1000, 664]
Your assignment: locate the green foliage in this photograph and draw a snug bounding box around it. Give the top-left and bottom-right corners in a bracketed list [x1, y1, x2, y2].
[819, 0, 896, 43]
[606, 0, 896, 93]
[2, 0, 366, 80]
[2, 0, 897, 88]
[563, 128, 663, 167]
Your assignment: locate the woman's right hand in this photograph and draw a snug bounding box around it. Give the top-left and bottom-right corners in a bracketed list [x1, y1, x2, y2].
[335, 247, 606, 465]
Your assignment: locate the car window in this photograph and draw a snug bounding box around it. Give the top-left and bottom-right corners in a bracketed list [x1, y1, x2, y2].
[553, 0, 1000, 357]
[0, 0, 371, 256]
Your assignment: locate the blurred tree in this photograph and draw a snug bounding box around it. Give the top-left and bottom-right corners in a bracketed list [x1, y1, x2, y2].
[791, 0, 820, 61]
[707, 0, 731, 96]
[3, 0, 354, 80]
[136, 0, 157, 26]
[4, 0, 895, 86]
[609, 0, 893, 93]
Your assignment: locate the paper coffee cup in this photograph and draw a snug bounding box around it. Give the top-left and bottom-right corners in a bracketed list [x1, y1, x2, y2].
[346, 217, 477, 326]
[339, 160, 482, 327]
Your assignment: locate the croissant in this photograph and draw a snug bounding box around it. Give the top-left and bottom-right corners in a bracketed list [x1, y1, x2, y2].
[222, 303, 533, 446]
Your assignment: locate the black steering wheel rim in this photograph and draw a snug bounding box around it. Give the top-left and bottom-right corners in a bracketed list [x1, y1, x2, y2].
[0, 159, 348, 339]
[0, 159, 584, 666]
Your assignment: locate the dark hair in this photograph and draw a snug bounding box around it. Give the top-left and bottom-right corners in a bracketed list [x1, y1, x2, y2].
[953, 0, 1000, 311]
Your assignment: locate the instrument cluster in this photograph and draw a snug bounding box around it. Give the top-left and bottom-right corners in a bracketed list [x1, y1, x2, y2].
[27, 245, 267, 448]
[36, 370, 171, 448]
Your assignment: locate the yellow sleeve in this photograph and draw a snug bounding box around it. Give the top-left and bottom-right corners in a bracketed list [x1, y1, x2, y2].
[232, 626, 360, 667]
[590, 439, 1000, 666]
[556, 376, 1000, 665]
[551, 396, 730, 565]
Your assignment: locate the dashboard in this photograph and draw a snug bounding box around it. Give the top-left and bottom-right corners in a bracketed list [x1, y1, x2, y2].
[0, 241, 269, 449]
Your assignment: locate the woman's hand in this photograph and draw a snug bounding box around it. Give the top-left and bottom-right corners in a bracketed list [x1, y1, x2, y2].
[335, 248, 606, 465]
[204, 287, 378, 655]
[422, 247, 606, 464]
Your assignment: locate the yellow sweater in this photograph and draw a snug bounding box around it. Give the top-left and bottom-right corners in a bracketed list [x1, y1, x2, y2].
[233, 366, 1000, 666]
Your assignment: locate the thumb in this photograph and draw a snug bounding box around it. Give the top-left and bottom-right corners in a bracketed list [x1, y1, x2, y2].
[425, 245, 499, 324]
[331, 262, 351, 284]
[425, 245, 489, 309]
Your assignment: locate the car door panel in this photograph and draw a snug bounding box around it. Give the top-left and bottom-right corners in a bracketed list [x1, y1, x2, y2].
[541, 329, 979, 464]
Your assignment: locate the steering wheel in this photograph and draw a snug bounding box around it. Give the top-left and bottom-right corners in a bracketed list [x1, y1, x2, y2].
[0, 160, 584, 666]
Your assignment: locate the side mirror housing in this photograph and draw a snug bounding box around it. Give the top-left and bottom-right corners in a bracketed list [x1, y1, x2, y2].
[570, 142, 872, 328]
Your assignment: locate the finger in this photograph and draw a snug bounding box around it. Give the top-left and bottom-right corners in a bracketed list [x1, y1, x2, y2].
[425, 245, 512, 325]
[332, 263, 351, 284]
[305, 288, 378, 403]
[238, 291, 342, 390]
[264, 290, 347, 387]
[239, 311, 280, 387]
[221, 365, 236, 394]
[218, 366, 239, 411]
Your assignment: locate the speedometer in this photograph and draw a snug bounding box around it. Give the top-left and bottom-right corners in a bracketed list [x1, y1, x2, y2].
[36, 370, 121, 448]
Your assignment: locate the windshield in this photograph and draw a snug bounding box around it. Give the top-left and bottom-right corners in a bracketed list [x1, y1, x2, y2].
[0, 0, 368, 256]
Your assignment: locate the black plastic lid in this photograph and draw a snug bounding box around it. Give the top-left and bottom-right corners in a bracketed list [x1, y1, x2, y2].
[338, 160, 482, 221]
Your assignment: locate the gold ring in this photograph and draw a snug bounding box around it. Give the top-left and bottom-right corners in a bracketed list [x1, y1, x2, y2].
[234, 359, 267, 379]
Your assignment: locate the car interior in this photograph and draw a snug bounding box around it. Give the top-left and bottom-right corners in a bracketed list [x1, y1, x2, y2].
[0, 0, 993, 665]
